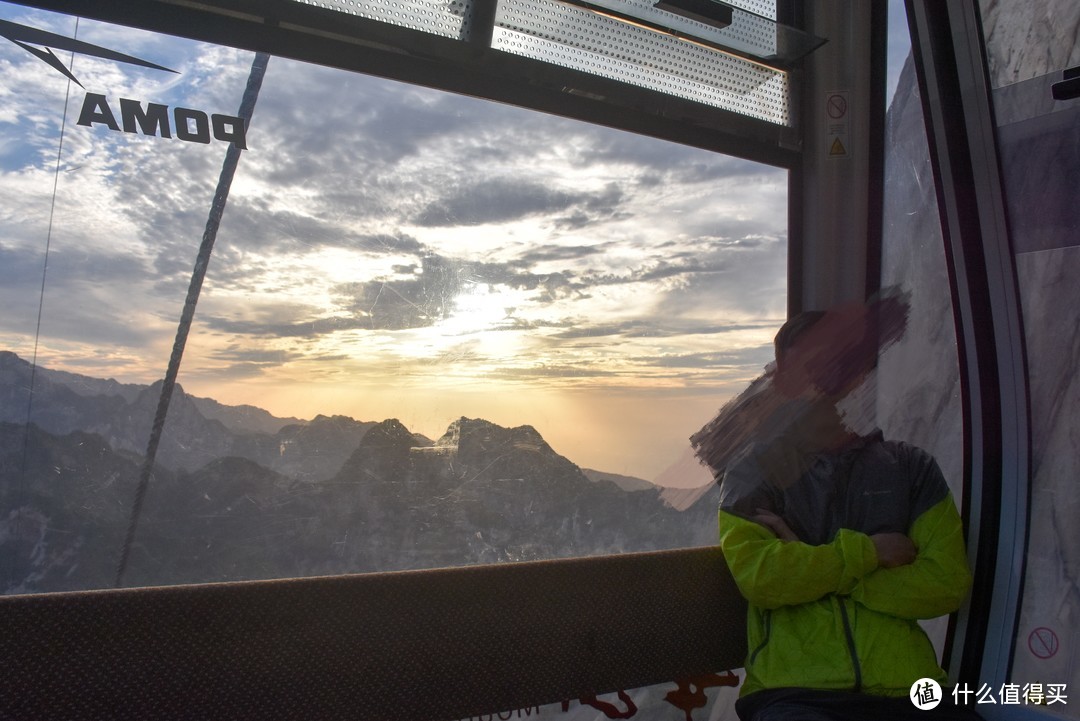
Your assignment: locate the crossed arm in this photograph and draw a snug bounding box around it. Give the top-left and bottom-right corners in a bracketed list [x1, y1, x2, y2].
[753, 507, 916, 567]
[719, 495, 971, 619]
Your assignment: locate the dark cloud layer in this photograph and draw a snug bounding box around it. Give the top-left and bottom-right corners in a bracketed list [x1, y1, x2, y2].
[551, 320, 771, 341]
[414, 178, 577, 227]
[648, 346, 775, 369]
[518, 244, 605, 263]
[201, 314, 375, 338]
[330, 254, 577, 331]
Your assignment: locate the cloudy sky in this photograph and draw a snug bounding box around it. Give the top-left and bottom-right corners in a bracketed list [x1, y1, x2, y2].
[0, 2, 792, 480]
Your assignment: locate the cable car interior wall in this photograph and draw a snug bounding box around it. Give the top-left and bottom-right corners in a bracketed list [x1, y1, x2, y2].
[0, 0, 1077, 719]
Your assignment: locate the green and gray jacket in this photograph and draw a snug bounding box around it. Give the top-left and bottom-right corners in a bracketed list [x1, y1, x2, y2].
[718, 430, 972, 698]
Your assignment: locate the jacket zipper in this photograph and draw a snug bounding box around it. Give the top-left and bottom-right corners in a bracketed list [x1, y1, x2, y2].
[838, 598, 862, 692]
[748, 609, 772, 666]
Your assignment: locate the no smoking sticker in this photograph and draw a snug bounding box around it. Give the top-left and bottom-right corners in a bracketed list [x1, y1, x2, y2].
[827, 93, 848, 119]
[1028, 627, 1060, 659]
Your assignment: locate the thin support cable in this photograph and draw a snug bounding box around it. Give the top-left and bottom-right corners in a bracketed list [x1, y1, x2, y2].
[114, 52, 271, 588]
[6, 18, 79, 595]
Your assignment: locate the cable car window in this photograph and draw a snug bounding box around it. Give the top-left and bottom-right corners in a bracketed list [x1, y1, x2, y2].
[0, 2, 787, 595]
[979, 0, 1080, 710]
[873, 0, 964, 670]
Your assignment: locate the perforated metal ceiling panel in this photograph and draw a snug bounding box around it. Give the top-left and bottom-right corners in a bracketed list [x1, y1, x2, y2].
[492, 0, 789, 124]
[290, 0, 471, 40]
[727, 0, 774, 20]
[289, 0, 789, 125]
[569, 0, 778, 60]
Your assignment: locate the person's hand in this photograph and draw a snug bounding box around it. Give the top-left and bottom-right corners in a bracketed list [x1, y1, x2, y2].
[753, 508, 799, 542]
[871, 533, 917, 568]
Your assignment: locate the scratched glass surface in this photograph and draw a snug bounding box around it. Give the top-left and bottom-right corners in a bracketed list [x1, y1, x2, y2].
[978, 0, 1080, 711]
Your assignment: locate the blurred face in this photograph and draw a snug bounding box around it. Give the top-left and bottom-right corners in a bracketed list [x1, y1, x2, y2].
[773, 302, 874, 402]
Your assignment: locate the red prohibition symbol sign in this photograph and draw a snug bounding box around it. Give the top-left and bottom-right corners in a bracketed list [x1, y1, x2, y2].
[1028, 627, 1060, 659]
[827, 94, 848, 119]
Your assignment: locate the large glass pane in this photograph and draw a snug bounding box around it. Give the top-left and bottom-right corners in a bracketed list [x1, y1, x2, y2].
[876, 0, 965, 669]
[878, 4, 964, 502]
[0, 2, 787, 599]
[980, 0, 1080, 715]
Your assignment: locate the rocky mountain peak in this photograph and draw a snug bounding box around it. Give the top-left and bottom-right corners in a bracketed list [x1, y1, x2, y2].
[0, 350, 23, 367]
[356, 418, 417, 452]
[310, 414, 354, 425]
[438, 417, 551, 458]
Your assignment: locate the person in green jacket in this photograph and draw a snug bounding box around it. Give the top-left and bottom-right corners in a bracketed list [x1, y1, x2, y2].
[716, 305, 982, 720]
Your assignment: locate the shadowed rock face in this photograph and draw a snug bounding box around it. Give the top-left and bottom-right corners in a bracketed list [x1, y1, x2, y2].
[1, 358, 719, 595]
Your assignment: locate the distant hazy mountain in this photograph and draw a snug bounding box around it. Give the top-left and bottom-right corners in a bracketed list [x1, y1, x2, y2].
[583, 468, 658, 492]
[188, 395, 305, 435]
[0, 351, 372, 481]
[0, 352, 720, 595]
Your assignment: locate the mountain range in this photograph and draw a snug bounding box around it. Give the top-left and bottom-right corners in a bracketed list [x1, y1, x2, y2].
[0, 351, 719, 594]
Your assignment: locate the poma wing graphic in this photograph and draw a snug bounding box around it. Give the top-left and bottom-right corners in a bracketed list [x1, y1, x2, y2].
[0, 18, 178, 88]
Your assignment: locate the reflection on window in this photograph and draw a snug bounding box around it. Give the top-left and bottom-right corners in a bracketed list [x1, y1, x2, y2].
[980, 0, 1080, 709]
[0, 3, 786, 594]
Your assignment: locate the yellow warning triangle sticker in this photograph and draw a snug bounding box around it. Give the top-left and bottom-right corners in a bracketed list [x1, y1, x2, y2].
[829, 137, 847, 156]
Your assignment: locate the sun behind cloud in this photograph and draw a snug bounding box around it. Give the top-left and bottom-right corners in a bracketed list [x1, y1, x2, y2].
[0, 6, 788, 478]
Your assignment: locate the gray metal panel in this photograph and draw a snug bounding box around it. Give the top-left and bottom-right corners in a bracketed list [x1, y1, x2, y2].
[793, 0, 875, 309]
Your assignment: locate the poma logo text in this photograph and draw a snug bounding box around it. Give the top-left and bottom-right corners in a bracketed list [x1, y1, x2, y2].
[78, 95, 248, 148]
[1, 19, 248, 149]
